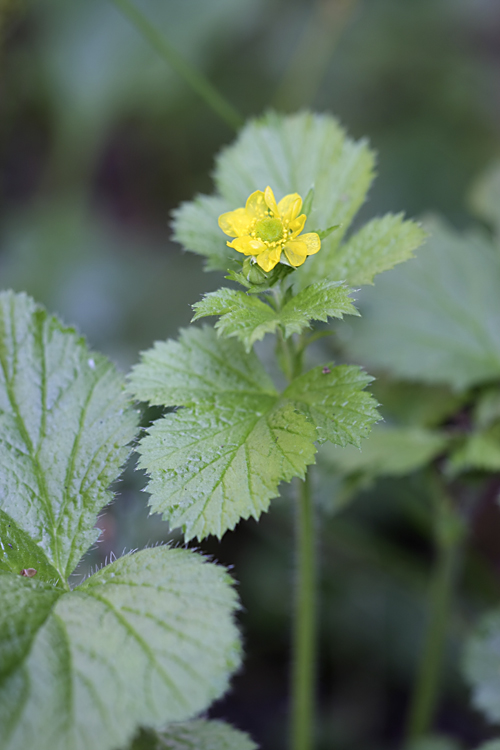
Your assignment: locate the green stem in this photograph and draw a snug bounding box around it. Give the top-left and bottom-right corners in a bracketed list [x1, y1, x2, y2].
[406, 479, 464, 742]
[291, 472, 316, 750]
[109, 0, 244, 131]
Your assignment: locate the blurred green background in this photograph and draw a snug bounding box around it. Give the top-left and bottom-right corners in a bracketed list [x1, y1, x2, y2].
[1, 1, 500, 748]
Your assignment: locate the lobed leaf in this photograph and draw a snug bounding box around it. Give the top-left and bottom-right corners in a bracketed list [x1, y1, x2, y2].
[344, 217, 500, 390]
[192, 281, 358, 351]
[0, 291, 138, 580]
[463, 609, 500, 725]
[0, 547, 241, 750]
[131, 329, 378, 540]
[171, 195, 233, 272]
[284, 364, 379, 447]
[323, 213, 427, 286]
[130, 719, 258, 750]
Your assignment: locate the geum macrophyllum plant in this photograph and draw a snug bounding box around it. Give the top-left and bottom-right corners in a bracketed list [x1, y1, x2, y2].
[129, 112, 427, 750]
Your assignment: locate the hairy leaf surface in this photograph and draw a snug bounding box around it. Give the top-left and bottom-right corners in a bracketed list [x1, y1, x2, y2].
[324, 213, 427, 286]
[0, 547, 240, 750]
[0, 292, 138, 579]
[463, 609, 500, 725]
[344, 217, 500, 390]
[130, 328, 378, 540]
[130, 720, 257, 750]
[0, 510, 64, 586]
[192, 281, 358, 351]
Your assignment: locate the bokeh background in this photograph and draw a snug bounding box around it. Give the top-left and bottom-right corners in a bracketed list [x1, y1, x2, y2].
[1, 1, 500, 748]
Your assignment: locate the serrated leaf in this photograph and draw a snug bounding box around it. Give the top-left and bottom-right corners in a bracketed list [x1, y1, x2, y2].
[344, 217, 500, 390]
[130, 720, 258, 750]
[284, 364, 379, 446]
[128, 326, 277, 406]
[192, 281, 358, 351]
[0, 291, 138, 580]
[130, 328, 376, 540]
[324, 213, 427, 286]
[0, 546, 241, 750]
[448, 427, 500, 474]
[172, 195, 235, 272]
[470, 160, 500, 234]
[0, 510, 64, 586]
[463, 609, 500, 725]
[171, 112, 376, 275]
[320, 425, 449, 478]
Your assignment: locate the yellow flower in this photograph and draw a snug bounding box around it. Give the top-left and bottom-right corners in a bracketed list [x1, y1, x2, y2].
[218, 186, 321, 273]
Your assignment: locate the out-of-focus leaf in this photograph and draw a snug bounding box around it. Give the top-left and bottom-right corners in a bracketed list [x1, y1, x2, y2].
[0, 291, 137, 580]
[325, 213, 427, 286]
[448, 426, 500, 474]
[0, 547, 241, 750]
[192, 281, 358, 351]
[474, 742, 500, 750]
[408, 738, 463, 750]
[470, 161, 500, 234]
[463, 609, 500, 725]
[320, 425, 448, 478]
[172, 196, 234, 273]
[475, 389, 500, 430]
[130, 720, 258, 750]
[344, 217, 500, 390]
[370, 379, 464, 428]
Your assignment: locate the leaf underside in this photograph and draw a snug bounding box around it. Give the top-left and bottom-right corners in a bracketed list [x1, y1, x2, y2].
[130, 327, 379, 540]
[0, 291, 138, 580]
[0, 547, 241, 750]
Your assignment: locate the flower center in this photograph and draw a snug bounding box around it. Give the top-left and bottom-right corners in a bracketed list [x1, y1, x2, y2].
[254, 218, 283, 244]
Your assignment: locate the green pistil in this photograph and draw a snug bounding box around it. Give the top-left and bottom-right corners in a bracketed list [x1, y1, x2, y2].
[255, 218, 283, 243]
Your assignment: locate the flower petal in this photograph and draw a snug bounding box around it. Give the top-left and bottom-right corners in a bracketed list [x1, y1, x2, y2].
[264, 186, 279, 217]
[300, 232, 321, 256]
[255, 246, 282, 272]
[228, 236, 266, 256]
[283, 240, 309, 267]
[245, 190, 268, 220]
[218, 208, 252, 237]
[278, 193, 302, 222]
[289, 214, 306, 237]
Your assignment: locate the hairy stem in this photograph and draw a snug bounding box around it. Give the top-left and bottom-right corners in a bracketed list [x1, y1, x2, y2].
[406, 477, 464, 741]
[291, 472, 316, 750]
[109, 0, 243, 131]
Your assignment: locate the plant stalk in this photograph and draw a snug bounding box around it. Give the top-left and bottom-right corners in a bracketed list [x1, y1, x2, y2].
[109, 0, 244, 131]
[406, 479, 464, 741]
[291, 472, 316, 750]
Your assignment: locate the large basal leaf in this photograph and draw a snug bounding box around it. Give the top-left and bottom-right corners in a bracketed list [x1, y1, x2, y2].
[463, 609, 500, 725]
[0, 291, 138, 580]
[0, 547, 241, 750]
[344, 217, 500, 390]
[325, 213, 427, 286]
[130, 720, 257, 750]
[172, 112, 376, 278]
[192, 280, 358, 351]
[129, 327, 378, 540]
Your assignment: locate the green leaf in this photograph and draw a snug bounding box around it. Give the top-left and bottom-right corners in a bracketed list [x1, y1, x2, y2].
[319, 425, 449, 478]
[0, 291, 138, 580]
[407, 738, 462, 750]
[474, 743, 500, 750]
[0, 546, 241, 750]
[130, 720, 257, 750]
[0, 510, 64, 586]
[448, 426, 500, 474]
[284, 363, 379, 447]
[130, 328, 377, 539]
[463, 609, 500, 725]
[172, 112, 376, 276]
[171, 195, 234, 272]
[344, 217, 500, 390]
[470, 160, 500, 234]
[323, 213, 427, 286]
[192, 281, 358, 351]
[475, 389, 500, 430]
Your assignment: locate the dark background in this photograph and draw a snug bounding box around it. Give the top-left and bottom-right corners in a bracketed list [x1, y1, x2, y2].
[1, 1, 500, 748]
